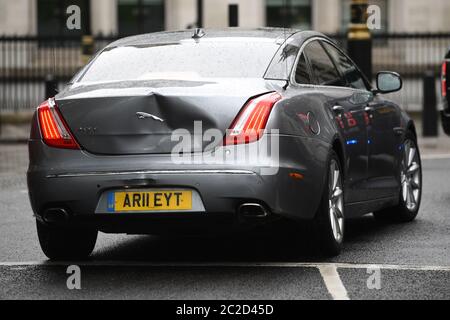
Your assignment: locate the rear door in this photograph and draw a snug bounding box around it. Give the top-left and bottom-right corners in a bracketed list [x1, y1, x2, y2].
[323, 41, 400, 200]
[365, 94, 402, 199]
[303, 40, 369, 203]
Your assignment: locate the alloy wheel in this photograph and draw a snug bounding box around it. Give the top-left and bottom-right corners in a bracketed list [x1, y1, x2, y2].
[401, 140, 421, 211]
[329, 160, 344, 243]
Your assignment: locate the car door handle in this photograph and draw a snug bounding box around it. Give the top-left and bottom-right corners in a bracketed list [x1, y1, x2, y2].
[394, 127, 405, 136]
[333, 105, 344, 114]
[364, 106, 375, 113]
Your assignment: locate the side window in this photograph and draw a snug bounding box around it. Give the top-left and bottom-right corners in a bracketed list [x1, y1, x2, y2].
[295, 54, 312, 84]
[322, 42, 369, 91]
[303, 41, 345, 87]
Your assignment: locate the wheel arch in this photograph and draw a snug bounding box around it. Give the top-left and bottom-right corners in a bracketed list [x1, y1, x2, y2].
[331, 138, 346, 179]
[406, 121, 418, 140]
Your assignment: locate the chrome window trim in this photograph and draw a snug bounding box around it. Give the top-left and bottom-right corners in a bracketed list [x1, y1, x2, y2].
[290, 36, 331, 87]
[46, 169, 257, 179]
[290, 36, 372, 93]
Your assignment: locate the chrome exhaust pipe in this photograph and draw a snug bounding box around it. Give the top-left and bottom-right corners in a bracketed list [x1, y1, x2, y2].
[43, 208, 70, 224]
[239, 203, 270, 218]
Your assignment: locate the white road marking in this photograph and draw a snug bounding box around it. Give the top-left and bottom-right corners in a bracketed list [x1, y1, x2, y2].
[422, 154, 450, 160]
[9, 266, 28, 271]
[1, 261, 450, 272]
[318, 265, 349, 300]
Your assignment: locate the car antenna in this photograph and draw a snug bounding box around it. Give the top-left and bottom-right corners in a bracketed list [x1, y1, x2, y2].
[192, 28, 206, 40]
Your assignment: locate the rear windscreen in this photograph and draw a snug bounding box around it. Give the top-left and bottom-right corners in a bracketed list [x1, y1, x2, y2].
[77, 39, 280, 82]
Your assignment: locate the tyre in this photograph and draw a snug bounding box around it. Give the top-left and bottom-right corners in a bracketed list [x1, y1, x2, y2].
[373, 132, 422, 223]
[312, 150, 345, 257]
[36, 220, 98, 260]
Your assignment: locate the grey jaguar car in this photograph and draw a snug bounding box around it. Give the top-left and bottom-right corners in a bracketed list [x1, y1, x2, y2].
[28, 28, 422, 260]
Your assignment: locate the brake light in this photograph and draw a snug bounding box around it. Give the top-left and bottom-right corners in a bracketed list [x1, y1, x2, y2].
[37, 98, 79, 149]
[224, 92, 281, 145]
[442, 61, 447, 97]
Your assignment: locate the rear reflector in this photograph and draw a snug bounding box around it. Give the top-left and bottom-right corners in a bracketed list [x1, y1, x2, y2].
[37, 99, 79, 149]
[224, 92, 282, 145]
[442, 61, 447, 97]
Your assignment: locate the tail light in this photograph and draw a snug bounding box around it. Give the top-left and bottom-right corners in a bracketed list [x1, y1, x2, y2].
[224, 92, 282, 146]
[442, 61, 447, 98]
[37, 98, 79, 149]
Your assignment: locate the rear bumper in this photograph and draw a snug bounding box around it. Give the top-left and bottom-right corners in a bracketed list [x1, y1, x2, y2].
[60, 213, 251, 235]
[27, 135, 330, 233]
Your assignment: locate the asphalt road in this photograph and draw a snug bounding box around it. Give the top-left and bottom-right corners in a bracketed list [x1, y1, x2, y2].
[0, 145, 449, 300]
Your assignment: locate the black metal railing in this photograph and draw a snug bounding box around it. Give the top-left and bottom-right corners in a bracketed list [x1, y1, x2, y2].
[0, 35, 116, 113]
[331, 33, 450, 76]
[1, 33, 450, 114]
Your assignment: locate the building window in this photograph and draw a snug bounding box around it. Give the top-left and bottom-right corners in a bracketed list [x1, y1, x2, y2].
[118, 0, 165, 36]
[341, 0, 388, 33]
[266, 0, 312, 29]
[37, 0, 91, 36]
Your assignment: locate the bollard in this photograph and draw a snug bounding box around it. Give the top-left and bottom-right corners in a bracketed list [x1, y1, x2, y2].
[81, 35, 95, 65]
[229, 4, 239, 27]
[197, 0, 203, 28]
[45, 74, 58, 100]
[423, 71, 438, 137]
[347, 0, 373, 81]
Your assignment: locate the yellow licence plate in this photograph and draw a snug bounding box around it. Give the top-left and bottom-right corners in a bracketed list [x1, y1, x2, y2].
[108, 191, 193, 212]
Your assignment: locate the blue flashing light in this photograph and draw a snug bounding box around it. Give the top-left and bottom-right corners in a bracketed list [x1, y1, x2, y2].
[346, 139, 358, 145]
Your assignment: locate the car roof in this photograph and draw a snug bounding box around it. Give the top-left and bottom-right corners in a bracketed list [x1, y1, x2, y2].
[107, 28, 303, 48]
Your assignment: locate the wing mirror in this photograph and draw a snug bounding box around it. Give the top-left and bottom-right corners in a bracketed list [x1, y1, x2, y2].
[375, 71, 403, 94]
